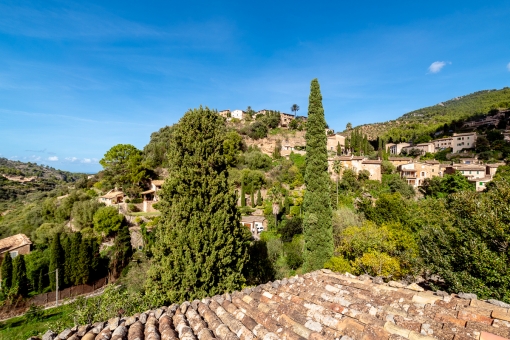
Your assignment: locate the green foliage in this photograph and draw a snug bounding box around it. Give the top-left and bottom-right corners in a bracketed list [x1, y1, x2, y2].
[25, 304, 44, 322]
[146, 107, 249, 303]
[278, 216, 303, 243]
[360, 192, 409, 226]
[243, 240, 276, 285]
[240, 179, 246, 207]
[1, 252, 13, 292]
[420, 171, 474, 198]
[285, 235, 304, 270]
[33, 223, 64, 245]
[93, 206, 124, 236]
[71, 200, 103, 230]
[420, 179, 510, 301]
[302, 79, 333, 271]
[240, 150, 273, 171]
[256, 189, 263, 206]
[223, 130, 245, 167]
[383, 174, 416, 199]
[143, 125, 176, 168]
[99, 144, 149, 196]
[242, 121, 269, 140]
[324, 256, 352, 273]
[353, 251, 401, 277]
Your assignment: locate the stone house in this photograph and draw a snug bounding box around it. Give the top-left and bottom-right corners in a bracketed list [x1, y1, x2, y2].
[387, 143, 411, 155]
[327, 134, 345, 154]
[432, 137, 453, 150]
[141, 179, 164, 212]
[451, 132, 477, 153]
[99, 189, 125, 206]
[388, 157, 412, 167]
[280, 113, 295, 127]
[0, 233, 32, 261]
[329, 156, 382, 182]
[218, 109, 230, 118]
[241, 215, 267, 240]
[401, 143, 436, 155]
[399, 162, 441, 188]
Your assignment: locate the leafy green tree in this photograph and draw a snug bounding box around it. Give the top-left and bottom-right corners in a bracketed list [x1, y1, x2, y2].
[143, 125, 176, 168]
[346, 122, 352, 130]
[475, 136, 491, 152]
[146, 107, 249, 303]
[223, 131, 244, 167]
[72, 200, 103, 230]
[99, 144, 149, 196]
[250, 191, 255, 208]
[93, 206, 124, 236]
[49, 234, 64, 291]
[420, 179, 510, 301]
[1, 252, 13, 292]
[12, 255, 28, 296]
[302, 79, 333, 271]
[420, 172, 473, 198]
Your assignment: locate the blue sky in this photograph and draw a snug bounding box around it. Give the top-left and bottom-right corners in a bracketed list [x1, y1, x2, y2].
[0, 1, 509, 173]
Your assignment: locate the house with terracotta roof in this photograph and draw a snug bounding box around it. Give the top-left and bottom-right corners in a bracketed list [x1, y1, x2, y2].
[399, 162, 441, 188]
[327, 134, 345, 154]
[141, 179, 165, 212]
[328, 156, 382, 182]
[388, 157, 412, 167]
[98, 189, 125, 206]
[387, 142, 411, 155]
[0, 233, 32, 261]
[401, 142, 436, 156]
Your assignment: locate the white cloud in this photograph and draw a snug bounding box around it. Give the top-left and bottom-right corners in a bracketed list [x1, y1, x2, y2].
[65, 157, 78, 162]
[428, 61, 450, 74]
[507, 62, 510, 71]
[48, 156, 58, 161]
[81, 158, 92, 163]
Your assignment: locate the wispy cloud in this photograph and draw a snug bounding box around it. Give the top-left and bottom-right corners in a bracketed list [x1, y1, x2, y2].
[81, 158, 92, 163]
[428, 61, 450, 74]
[48, 156, 58, 161]
[65, 157, 78, 162]
[507, 62, 510, 72]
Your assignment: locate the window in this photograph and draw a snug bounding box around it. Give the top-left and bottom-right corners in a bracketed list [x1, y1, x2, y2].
[9, 251, 18, 258]
[476, 171, 479, 174]
[480, 182, 484, 186]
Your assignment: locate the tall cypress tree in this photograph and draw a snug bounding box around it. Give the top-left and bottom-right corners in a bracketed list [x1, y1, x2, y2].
[109, 225, 133, 280]
[250, 189, 255, 208]
[1, 253, 13, 292]
[240, 179, 246, 207]
[76, 238, 91, 284]
[256, 189, 263, 206]
[70, 233, 82, 285]
[146, 106, 249, 303]
[302, 79, 333, 272]
[49, 234, 64, 290]
[12, 255, 28, 296]
[62, 234, 72, 287]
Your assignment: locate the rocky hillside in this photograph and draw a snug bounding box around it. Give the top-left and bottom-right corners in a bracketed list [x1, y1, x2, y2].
[342, 88, 510, 141]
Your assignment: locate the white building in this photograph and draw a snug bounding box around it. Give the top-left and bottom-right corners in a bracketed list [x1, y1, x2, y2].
[451, 132, 477, 153]
[231, 109, 245, 120]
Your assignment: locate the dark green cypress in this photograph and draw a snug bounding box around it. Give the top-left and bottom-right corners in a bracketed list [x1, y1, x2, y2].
[146, 106, 249, 303]
[38, 269, 44, 293]
[49, 234, 64, 290]
[302, 79, 333, 272]
[70, 233, 82, 285]
[250, 190, 255, 208]
[89, 240, 100, 281]
[12, 255, 28, 296]
[109, 225, 133, 279]
[1, 253, 13, 292]
[240, 179, 246, 207]
[76, 238, 91, 284]
[256, 189, 263, 206]
[62, 234, 72, 287]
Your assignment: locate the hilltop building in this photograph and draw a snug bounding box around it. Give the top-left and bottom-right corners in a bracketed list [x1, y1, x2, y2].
[328, 155, 382, 182]
[141, 179, 165, 212]
[327, 134, 345, 153]
[99, 189, 125, 206]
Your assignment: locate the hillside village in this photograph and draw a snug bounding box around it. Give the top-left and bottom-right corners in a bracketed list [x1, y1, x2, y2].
[1, 89, 510, 340]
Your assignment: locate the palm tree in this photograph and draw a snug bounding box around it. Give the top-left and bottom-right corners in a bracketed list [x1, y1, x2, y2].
[333, 160, 342, 209]
[291, 104, 300, 117]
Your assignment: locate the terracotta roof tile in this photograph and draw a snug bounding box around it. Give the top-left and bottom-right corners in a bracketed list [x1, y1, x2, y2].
[0, 233, 32, 254]
[47, 270, 510, 340]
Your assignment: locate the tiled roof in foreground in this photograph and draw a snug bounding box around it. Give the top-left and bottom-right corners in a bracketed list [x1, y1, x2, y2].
[42, 270, 510, 340]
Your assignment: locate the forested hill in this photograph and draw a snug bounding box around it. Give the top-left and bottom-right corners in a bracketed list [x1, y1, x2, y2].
[344, 87, 510, 141]
[0, 157, 84, 205]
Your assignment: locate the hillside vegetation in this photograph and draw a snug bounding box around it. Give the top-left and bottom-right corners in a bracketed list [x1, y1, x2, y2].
[345, 88, 510, 141]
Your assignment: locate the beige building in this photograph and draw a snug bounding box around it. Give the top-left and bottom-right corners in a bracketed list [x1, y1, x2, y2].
[388, 157, 412, 167]
[329, 156, 382, 182]
[387, 143, 411, 155]
[401, 143, 436, 155]
[327, 134, 345, 153]
[218, 109, 230, 118]
[399, 162, 441, 188]
[0, 234, 32, 261]
[280, 113, 295, 127]
[141, 179, 165, 212]
[432, 137, 453, 150]
[452, 132, 477, 153]
[99, 189, 125, 206]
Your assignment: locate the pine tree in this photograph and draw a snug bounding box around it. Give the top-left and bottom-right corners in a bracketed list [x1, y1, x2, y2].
[12, 255, 28, 296]
[146, 106, 249, 303]
[49, 234, 64, 290]
[256, 189, 263, 206]
[1, 253, 13, 292]
[240, 179, 246, 207]
[302, 79, 333, 272]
